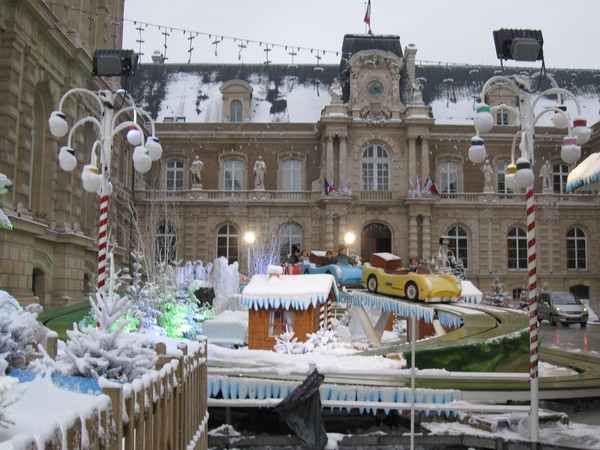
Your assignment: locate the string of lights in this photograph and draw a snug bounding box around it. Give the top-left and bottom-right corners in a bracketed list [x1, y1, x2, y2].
[46, 1, 480, 68]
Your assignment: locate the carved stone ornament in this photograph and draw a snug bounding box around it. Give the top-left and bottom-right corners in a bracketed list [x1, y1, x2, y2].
[360, 106, 391, 125]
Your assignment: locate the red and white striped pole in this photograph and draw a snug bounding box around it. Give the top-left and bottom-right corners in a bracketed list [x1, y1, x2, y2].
[319, 303, 325, 329]
[326, 296, 332, 330]
[97, 191, 109, 297]
[526, 185, 539, 442]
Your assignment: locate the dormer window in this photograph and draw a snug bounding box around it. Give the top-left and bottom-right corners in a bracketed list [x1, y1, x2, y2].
[220, 80, 253, 122]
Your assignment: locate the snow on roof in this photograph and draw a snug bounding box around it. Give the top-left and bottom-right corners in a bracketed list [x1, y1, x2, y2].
[566, 152, 600, 192]
[241, 274, 338, 310]
[460, 280, 483, 304]
[372, 252, 401, 261]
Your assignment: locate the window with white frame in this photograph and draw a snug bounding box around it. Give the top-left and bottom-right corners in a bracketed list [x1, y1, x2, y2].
[282, 159, 302, 191]
[223, 160, 243, 190]
[279, 223, 302, 263]
[156, 223, 177, 264]
[496, 108, 509, 125]
[553, 163, 569, 194]
[496, 162, 513, 194]
[507, 227, 527, 269]
[567, 227, 586, 270]
[440, 161, 458, 193]
[447, 226, 468, 268]
[217, 224, 239, 264]
[361, 144, 390, 191]
[268, 309, 295, 336]
[166, 161, 184, 191]
[230, 100, 243, 122]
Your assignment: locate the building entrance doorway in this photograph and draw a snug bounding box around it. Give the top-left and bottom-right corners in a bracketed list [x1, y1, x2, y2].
[361, 223, 391, 262]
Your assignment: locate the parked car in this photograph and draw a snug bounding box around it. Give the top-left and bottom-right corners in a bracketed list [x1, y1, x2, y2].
[538, 292, 588, 327]
[361, 252, 462, 302]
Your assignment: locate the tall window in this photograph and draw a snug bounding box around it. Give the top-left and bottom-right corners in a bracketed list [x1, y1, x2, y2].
[282, 159, 301, 191]
[496, 162, 513, 194]
[279, 223, 302, 263]
[567, 228, 586, 269]
[230, 100, 243, 122]
[361, 144, 389, 191]
[440, 161, 458, 193]
[217, 224, 239, 264]
[269, 310, 294, 336]
[496, 109, 509, 125]
[166, 161, 184, 190]
[447, 226, 468, 268]
[553, 164, 569, 194]
[156, 223, 177, 264]
[507, 227, 527, 269]
[224, 160, 243, 190]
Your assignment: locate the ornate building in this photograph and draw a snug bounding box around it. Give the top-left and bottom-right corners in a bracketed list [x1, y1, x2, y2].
[1, 2, 599, 315]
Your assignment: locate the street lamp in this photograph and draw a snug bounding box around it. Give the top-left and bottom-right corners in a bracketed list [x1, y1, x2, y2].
[469, 29, 591, 443]
[49, 87, 161, 297]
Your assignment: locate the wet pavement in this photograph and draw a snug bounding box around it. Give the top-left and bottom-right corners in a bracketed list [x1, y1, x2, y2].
[538, 320, 600, 354]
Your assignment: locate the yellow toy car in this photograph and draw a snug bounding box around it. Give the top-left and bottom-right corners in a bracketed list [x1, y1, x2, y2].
[361, 253, 462, 302]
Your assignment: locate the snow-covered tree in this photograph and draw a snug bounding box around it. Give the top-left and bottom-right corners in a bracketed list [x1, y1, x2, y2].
[245, 222, 281, 276]
[0, 292, 38, 371]
[0, 359, 21, 428]
[483, 279, 511, 308]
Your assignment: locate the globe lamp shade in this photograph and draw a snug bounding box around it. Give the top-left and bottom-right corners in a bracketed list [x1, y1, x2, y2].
[474, 103, 494, 134]
[0, 173, 13, 194]
[572, 117, 591, 145]
[48, 111, 68, 138]
[126, 126, 143, 146]
[468, 136, 487, 164]
[58, 146, 77, 172]
[145, 137, 162, 161]
[505, 163, 517, 191]
[244, 232, 256, 244]
[514, 157, 534, 189]
[96, 175, 113, 196]
[132, 146, 152, 173]
[82, 164, 102, 193]
[561, 137, 581, 164]
[551, 106, 569, 129]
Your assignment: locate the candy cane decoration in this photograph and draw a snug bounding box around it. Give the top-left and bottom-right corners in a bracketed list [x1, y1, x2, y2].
[97, 192, 109, 297]
[326, 296, 332, 331]
[319, 303, 325, 329]
[526, 187, 538, 379]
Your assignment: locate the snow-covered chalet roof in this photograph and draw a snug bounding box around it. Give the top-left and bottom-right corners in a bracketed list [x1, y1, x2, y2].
[241, 274, 338, 310]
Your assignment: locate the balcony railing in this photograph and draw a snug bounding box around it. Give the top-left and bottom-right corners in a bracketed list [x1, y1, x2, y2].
[439, 192, 599, 205]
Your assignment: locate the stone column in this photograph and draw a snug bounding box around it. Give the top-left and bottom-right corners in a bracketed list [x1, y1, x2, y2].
[339, 135, 348, 187]
[324, 136, 334, 189]
[422, 215, 431, 259]
[408, 216, 418, 259]
[421, 138, 430, 182]
[408, 137, 417, 188]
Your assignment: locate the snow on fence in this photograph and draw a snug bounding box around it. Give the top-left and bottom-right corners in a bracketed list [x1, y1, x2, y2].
[12, 340, 208, 450]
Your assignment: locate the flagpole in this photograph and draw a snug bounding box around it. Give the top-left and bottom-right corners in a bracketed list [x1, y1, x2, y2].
[364, 0, 372, 34]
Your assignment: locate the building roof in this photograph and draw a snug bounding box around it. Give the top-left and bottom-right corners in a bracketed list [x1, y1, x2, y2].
[241, 274, 338, 310]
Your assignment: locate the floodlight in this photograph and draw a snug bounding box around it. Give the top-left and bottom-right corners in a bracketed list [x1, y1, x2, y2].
[493, 29, 543, 62]
[92, 50, 138, 77]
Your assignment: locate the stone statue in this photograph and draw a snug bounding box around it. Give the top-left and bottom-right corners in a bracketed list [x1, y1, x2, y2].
[253, 156, 266, 190]
[329, 78, 343, 104]
[190, 156, 203, 187]
[540, 160, 553, 192]
[482, 159, 493, 192]
[411, 79, 424, 105]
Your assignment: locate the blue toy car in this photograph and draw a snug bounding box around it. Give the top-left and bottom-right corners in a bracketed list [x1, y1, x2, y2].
[301, 260, 362, 287]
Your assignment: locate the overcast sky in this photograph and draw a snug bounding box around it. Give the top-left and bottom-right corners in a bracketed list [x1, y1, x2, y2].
[122, 0, 600, 69]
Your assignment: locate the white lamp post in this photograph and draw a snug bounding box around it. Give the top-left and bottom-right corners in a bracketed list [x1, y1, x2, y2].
[49, 88, 161, 297]
[469, 70, 590, 442]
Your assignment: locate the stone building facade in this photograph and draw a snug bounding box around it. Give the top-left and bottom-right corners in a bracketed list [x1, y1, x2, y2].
[1, 2, 599, 316]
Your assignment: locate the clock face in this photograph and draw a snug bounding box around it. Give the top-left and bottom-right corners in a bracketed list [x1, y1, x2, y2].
[367, 80, 384, 98]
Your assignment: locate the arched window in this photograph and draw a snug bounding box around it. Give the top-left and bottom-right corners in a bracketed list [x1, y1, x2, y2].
[166, 161, 184, 190]
[361, 144, 389, 191]
[282, 159, 301, 191]
[507, 227, 527, 269]
[279, 223, 302, 263]
[361, 222, 391, 262]
[567, 228, 586, 269]
[156, 223, 177, 264]
[447, 226, 468, 268]
[496, 162, 513, 194]
[217, 224, 239, 264]
[440, 161, 458, 193]
[230, 100, 243, 122]
[553, 164, 569, 194]
[224, 160, 243, 190]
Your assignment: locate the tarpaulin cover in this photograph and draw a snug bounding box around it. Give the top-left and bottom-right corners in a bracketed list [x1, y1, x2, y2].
[275, 369, 327, 449]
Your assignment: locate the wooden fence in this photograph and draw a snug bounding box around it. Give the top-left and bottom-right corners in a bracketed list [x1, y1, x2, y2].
[16, 339, 208, 449]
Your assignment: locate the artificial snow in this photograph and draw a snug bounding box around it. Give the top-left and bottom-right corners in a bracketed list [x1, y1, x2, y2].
[203, 310, 248, 346]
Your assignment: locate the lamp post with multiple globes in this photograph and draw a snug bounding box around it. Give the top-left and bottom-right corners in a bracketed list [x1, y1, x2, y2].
[468, 64, 590, 443]
[48, 88, 162, 297]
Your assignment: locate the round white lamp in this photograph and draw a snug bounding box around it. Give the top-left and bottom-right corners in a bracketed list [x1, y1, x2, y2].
[48, 111, 68, 138]
[126, 126, 143, 146]
[58, 146, 77, 171]
[244, 232, 256, 244]
[82, 164, 102, 193]
[571, 117, 591, 145]
[505, 163, 517, 191]
[514, 157, 535, 189]
[132, 146, 152, 173]
[468, 136, 487, 164]
[145, 137, 162, 161]
[474, 103, 494, 134]
[344, 232, 356, 245]
[560, 137, 581, 164]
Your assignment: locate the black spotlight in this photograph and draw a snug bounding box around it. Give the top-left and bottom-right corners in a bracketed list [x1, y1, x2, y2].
[92, 49, 139, 77]
[493, 29, 544, 62]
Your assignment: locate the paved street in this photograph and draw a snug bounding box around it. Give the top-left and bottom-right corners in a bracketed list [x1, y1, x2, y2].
[538, 320, 600, 354]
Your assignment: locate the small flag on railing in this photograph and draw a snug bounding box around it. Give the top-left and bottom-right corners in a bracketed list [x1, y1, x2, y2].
[364, 0, 371, 27]
[424, 177, 438, 195]
[324, 178, 335, 195]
